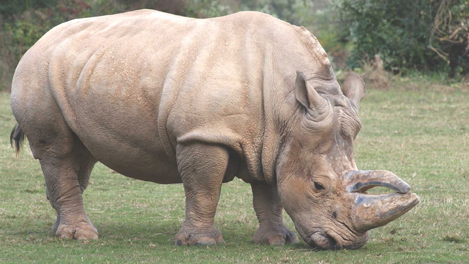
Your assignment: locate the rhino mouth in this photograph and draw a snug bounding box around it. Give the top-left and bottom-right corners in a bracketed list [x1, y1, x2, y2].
[307, 229, 369, 250]
[308, 232, 338, 250]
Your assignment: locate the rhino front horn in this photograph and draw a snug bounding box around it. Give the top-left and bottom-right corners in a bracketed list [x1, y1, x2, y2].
[344, 170, 420, 233]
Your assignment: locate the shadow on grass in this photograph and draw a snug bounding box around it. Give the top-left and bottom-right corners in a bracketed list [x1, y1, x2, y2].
[95, 221, 258, 246]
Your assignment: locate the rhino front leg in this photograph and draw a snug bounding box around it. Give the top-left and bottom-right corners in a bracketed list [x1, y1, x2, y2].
[251, 183, 299, 245]
[175, 143, 228, 246]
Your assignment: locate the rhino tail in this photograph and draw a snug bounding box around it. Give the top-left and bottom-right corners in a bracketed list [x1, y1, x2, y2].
[10, 124, 24, 157]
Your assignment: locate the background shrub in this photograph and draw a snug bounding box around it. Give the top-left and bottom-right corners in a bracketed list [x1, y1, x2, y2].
[334, 0, 468, 76]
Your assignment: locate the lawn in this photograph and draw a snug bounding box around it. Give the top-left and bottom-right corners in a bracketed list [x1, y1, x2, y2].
[0, 78, 468, 263]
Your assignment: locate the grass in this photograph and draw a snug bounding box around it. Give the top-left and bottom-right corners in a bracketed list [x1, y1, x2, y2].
[0, 76, 468, 263]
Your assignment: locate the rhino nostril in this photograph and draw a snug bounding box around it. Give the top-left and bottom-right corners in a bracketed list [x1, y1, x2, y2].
[327, 234, 338, 250]
[331, 238, 338, 250]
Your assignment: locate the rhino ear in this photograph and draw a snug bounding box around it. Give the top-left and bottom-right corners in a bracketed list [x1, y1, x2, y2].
[295, 71, 310, 108]
[295, 71, 327, 110]
[342, 72, 365, 107]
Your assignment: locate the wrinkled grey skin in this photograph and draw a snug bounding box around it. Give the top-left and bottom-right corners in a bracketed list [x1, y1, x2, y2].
[10, 10, 418, 249]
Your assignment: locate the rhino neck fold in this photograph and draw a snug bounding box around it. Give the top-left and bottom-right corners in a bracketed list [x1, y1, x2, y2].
[259, 44, 281, 185]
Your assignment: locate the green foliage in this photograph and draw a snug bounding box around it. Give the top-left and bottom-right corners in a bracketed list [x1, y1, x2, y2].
[334, 0, 469, 77]
[185, 0, 232, 18]
[0, 9, 56, 91]
[114, 0, 187, 15]
[239, 0, 314, 25]
[4, 13, 50, 58]
[0, 0, 58, 19]
[307, 6, 350, 69]
[430, 0, 469, 77]
[334, 0, 444, 72]
[0, 0, 125, 91]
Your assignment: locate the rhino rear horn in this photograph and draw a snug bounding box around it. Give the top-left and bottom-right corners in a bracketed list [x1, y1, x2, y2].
[342, 73, 365, 107]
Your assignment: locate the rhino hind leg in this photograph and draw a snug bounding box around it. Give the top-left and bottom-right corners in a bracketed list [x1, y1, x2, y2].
[23, 111, 98, 240]
[39, 135, 98, 240]
[11, 60, 98, 240]
[174, 143, 228, 246]
[251, 183, 299, 245]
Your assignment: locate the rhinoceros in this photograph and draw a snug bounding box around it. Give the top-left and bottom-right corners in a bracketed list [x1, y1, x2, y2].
[10, 9, 419, 249]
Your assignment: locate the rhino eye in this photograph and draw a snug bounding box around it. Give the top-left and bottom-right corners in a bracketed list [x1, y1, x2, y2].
[314, 181, 325, 190]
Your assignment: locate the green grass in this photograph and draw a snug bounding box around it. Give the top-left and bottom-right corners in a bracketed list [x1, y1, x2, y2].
[1, 78, 468, 263]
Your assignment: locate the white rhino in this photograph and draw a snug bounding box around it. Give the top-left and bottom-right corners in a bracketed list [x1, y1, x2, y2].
[10, 10, 419, 249]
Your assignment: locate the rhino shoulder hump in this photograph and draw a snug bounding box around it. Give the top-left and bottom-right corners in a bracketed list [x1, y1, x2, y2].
[293, 26, 330, 67]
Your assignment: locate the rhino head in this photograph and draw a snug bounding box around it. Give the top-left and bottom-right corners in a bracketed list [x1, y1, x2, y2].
[276, 72, 419, 249]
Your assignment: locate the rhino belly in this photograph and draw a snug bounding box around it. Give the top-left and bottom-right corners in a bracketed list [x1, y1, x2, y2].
[68, 94, 181, 184]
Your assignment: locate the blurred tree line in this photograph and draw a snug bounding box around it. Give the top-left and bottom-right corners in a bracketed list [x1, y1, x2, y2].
[0, 0, 467, 91]
[336, 0, 468, 78]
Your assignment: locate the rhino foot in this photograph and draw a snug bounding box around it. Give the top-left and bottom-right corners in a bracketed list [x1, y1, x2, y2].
[175, 225, 224, 246]
[54, 220, 98, 240]
[253, 225, 299, 245]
